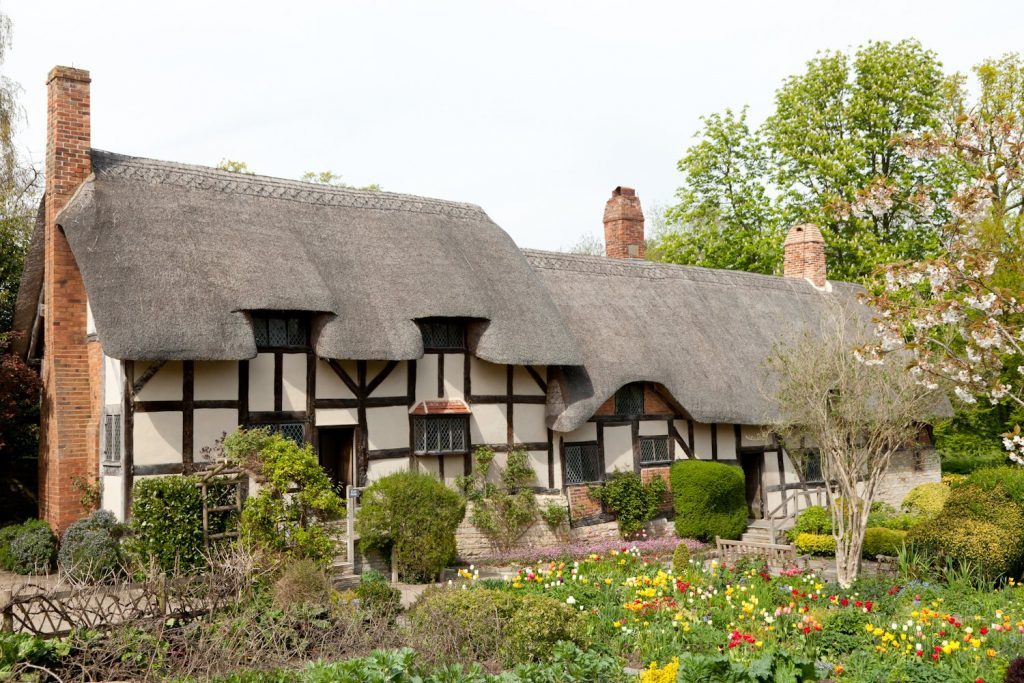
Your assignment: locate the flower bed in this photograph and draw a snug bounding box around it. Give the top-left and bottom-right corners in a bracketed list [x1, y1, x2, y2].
[457, 546, 1024, 682]
[472, 536, 705, 566]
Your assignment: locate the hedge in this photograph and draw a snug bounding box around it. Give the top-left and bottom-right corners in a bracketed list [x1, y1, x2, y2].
[8, 520, 57, 575]
[794, 533, 836, 556]
[901, 482, 949, 517]
[129, 476, 206, 572]
[670, 460, 747, 541]
[862, 527, 907, 559]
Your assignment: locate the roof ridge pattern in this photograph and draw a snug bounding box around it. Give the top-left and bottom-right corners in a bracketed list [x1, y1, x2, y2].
[90, 149, 487, 219]
[521, 248, 860, 295]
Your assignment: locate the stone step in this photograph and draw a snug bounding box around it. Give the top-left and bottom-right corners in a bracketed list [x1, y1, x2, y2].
[331, 573, 360, 590]
[330, 560, 354, 575]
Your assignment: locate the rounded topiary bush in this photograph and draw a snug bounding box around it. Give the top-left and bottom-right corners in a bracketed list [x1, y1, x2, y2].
[671, 542, 690, 574]
[59, 510, 124, 581]
[861, 527, 907, 559]
[9, 520, 57, 575]
[502, 593, 587, 665]
[129, 476, 206, 573]
[356, 471, 466, 582]
[670, 460, 747, 541]
[794, 532, 836, 556]
[792, 505, 832, 537]
[900, 482, 949, 517]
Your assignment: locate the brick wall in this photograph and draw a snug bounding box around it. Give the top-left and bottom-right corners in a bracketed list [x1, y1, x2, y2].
[39, 66, 99, 533]
[782, 223, 826, 288]
[603, 186, 644, 259]
[567, 484, 602, 521]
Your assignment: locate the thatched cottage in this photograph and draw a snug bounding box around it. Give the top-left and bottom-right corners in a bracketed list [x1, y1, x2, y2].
[16, 67, 940, 534]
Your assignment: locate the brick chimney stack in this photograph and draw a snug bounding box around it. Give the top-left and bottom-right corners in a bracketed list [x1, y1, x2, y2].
[603, 186, 645, 259]
[783, 223, 827, 288]
[41, 66, 98, 532]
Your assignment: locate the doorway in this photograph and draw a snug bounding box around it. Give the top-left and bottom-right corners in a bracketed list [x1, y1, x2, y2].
[740, 452, 765, 519]
[317, 426, 355, 493]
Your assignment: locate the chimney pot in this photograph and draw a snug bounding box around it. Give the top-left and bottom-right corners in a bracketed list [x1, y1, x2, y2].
[603, 186, 645, 259]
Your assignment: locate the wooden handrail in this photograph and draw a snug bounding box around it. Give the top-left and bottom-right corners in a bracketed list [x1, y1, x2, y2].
[765, 484, 828, 544]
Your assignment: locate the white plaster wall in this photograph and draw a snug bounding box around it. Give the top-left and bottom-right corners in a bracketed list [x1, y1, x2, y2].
[367, 360, 407, 397]
[692, 423, 713, 459]
[248, 353, 275, 411]
[101, 476, 124, 520]
[135, 361, 182, 401]
[443, 353, 465, 399]
[316, 408, 359, 426]
[560, 422, 597, 443]
[415, 355, 440, 401]
[604, 425, 633, 473]
[470, 357, 506, 395]
[673, 420, 690, 453]
[281, 353, 307, 411]
[103, 355, 123, 409]
[763, 451, 781, 487]
[366, 406, 409, 450]
[417, 456, 441, 478]
[742, 425, 770, 447]
[443, 454, 464, 486]
[512, 366, 545, 395]
[638, 420, 668, 437]
[470, 404, 507, 444]
[717, 424, 737, 460]
[367, 458, 408, 482]
[316, 359, 356, 399]
[86, 300, 96, 335]
[512, 403, 546, 443]
[527, 449, 549, 487]
[134, 412, 183, 465]
[194, 409, 239, 462]
[194, 361, 238, 401]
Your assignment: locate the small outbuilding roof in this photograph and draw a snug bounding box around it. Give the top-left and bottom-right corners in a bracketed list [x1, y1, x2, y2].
[41, 150, 582, 365]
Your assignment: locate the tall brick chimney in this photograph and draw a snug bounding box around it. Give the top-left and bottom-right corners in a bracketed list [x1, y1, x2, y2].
[603, 186, 645, 259]
[783, 223, 827, 288]
[40, 66, 98, 532]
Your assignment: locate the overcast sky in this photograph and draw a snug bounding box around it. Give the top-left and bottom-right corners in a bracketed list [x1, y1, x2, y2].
[5, 1, 1022, 250]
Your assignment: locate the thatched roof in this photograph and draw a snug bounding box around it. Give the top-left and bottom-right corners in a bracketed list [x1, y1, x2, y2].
[11, 201, 44, 356]
[524, 250, 886, 431]
[43, 150, 581, 364]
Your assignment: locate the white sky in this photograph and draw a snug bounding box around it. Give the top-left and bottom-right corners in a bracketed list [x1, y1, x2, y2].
[5, 1, 1022, 250]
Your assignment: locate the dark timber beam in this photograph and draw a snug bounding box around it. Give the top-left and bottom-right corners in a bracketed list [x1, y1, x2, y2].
[132, 360, 167, 395]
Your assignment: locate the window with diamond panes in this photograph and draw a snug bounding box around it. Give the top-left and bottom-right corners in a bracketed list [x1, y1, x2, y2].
[102, 414, 121, 464]
[251, 314, 309, 349]
[639, 437, 670, 465]
[413, 416, 467, 455]
[614, 383, 645, 416]
[249, 422, 306, 446]
[804, 449, 823, 482]
[564, 442, 601, 485]
[419, 320, 466, 351]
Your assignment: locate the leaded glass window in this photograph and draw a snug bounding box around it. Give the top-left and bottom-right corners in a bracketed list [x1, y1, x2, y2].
[413, 416, 468, 454]
[251, 313, 309, 349]
[804, 449, 823, 482]
[564, 442, 601, 485]
[249, 422, 306, 445]
[102, 413, 122, 464]
[639, 436, 670, 464]
[419, 319, 466, 351]
[614, 383, 644, 416]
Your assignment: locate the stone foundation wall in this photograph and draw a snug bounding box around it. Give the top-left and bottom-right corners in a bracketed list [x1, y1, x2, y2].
[874, 448, 941, 509]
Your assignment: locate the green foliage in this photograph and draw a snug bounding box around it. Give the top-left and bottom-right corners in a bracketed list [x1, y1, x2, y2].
[862, 527, 907, 559]
[357, 470, 465, 582]
[793, 505, 832, 536]
[672, 542, 691, 575]
[502, 593, 587, 665]
[901, 482, 950, 517]
[539, 500, 569, 531]
[225, 428, 345, 565]
[271, 559, 332, 609]
[58, 509, 123, 581]
[794, 532, 836, 556]
[459, 446, 538, 552]
[676, 650, 818, 683]
[588, 470, 667, 538]
[129, 475, 206, 572]
[215, 159, 254, 174]
[907, 484, 1024, 578]
[0, 631, 71, 674]
[355, 569, 401, 619]
[659, 39, 950, 283]
[963, 465, 1024, 504]
[8, 518, 55, 574]
[300, 170, 380, 192]
[670, 460, 747, 541]
[818, 607, 871, 660]
[0, 523, 17, 571]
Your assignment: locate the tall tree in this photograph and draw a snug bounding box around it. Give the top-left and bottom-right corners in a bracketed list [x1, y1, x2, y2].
[659, 40, 951, 282]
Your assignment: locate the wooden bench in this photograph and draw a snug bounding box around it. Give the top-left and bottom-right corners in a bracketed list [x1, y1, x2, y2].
[714, 537, 808, 569]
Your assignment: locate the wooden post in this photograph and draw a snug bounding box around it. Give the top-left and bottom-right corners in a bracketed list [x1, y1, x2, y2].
[1, 588, 12, 632]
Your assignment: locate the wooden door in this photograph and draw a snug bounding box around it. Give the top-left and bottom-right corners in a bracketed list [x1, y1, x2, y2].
[317, 426, 355, 493]
[740, 452, 765, 519]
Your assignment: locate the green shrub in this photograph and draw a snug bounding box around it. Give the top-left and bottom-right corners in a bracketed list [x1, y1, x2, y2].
[964, 465, 1024, 504]
[818, 607, 871, 660]
[8, 519, 56, 574]
[539, 501, 568, 531]
[901, 482, 949, 516]
[502, 593, 587, 665]
[355, 570, 401, 618]
[357, 471, 465, 582]
[672, 542, 691, 574]
[589, 469, 667, 538]
[459, 447, 538, 552]
[272, 559, 332, 609]
[907, 484, 1024, 578]
[792, 505, 832, 537]
[59, 510, 124, 581]
[226, 429, 345, 565]
[0, 524, 19, 571]
[794, 532, 836, 556]
[861, 527, 907, 559]
[129, 475, 206, 572]
[670, 460, 747, 541]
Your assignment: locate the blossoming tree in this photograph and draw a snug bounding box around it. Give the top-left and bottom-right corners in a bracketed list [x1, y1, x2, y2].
[768, 304, 940, 587]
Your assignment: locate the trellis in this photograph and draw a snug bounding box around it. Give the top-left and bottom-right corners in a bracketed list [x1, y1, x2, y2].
[196, 463, 248, 552]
